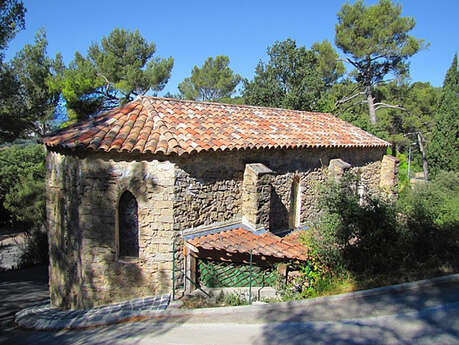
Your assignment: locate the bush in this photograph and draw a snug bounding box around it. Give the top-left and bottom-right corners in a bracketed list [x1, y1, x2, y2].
[306, 171, 459, 280]
[398, 171, 459, 266]
[306, 173, 402, 274]
[276, 262, 327, 301]
[399, 171, 459, 227]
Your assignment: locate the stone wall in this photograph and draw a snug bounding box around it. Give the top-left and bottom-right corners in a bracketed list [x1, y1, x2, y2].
[46, 151, 177, 309]
[46, 145, 390, 309]
[172, 147, 386, 233]
[379, 155, 400, 201]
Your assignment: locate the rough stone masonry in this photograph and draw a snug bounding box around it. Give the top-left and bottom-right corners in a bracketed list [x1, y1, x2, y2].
[45, 144, 397, 309]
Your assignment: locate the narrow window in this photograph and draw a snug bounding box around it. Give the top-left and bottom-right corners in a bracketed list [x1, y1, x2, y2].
[118, 191, 139, 258]
[289, 176, 301, 228]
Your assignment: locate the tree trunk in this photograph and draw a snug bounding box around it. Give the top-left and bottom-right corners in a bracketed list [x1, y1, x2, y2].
[366, 86, 376, 125]
[417, 132, 429, 182]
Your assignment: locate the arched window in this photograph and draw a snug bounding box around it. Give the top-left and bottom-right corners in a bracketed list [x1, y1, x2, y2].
[118, 191, 139, 258]
[289, 176, 301, 228]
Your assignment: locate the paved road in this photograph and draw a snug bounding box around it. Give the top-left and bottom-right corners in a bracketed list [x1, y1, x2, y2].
[0, 265, 48, 331]
[1, 266, 458, 345]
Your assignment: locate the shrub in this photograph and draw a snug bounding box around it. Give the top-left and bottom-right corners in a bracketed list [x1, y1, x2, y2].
[399, 171, 459, 227]
[398, 171, 459, 266]
[306, 170, 459, 280]
[307, 173, 403, 274]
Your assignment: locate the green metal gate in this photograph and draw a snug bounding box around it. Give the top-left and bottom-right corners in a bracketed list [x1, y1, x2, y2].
[197, 259, 277, 288]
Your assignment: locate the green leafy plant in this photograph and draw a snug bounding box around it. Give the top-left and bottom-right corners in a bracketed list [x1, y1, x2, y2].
[275, 262, 326, 301]
[223, 292, 249, 306]
[306, 173, 403, 274]
[398, 171, 459, 266]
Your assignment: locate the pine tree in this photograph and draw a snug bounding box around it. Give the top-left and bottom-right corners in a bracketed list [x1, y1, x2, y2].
[178, 56, 241, 101]
[334, 0, 427, 124]
[49, 28, 173, 122]
[243, 39, 326, 111]
[428, 53, 459, 176]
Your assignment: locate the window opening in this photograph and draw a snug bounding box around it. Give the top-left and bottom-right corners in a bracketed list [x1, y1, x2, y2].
[118, 191, 139, 258]
[289, 176, 301, 228]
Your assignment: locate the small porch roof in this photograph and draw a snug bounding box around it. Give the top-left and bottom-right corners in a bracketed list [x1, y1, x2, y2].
[185, 227, 309, 262]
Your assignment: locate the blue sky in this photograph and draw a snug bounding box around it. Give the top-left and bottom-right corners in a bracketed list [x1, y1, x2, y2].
[5, 0, 459, 95]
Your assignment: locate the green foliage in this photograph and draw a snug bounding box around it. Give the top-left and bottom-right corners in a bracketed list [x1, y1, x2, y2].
[178, 56, 241, 101]
[397, 152, 409, 190]
[0, 62, 23, 141]
[336, 0, 425, 83]
[399, 171, 459, 228]
[222, 292, 249, 306]
[307, 171, 459, 278]
[243, 39, 327, 111]
[428, 54, 459, 176]
[328, 78, 438, 175]
[49, 28, 174, 121]
[275, 262, 334, 301]
[398, 172, 459, 266]
[376, 81, 439, 148]
[0, 144, 45, 227]
[0, 30, 62, 142]
[307, 174, 402, 274]
[311, 40, 345, 87]
[0, 0, 26, 61]
[335, 0, 424, 65]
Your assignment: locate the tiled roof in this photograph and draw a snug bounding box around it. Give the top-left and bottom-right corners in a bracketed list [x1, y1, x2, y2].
[186, 228, 309, 262]
[41, 96, 389, 156]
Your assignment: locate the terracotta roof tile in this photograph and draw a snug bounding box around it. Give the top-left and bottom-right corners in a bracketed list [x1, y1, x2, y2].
[187, 228, 309, 262]
[41, 96, 389, 155]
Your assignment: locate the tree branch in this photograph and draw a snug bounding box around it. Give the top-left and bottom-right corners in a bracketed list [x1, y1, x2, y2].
[96, 72, 119, 100]
[338, 57, 361, 70]
[369, 54, 386, 62]
[335, 91, 366, 106]
[336, 100, 368, 116]
[374, 103, 406, 111]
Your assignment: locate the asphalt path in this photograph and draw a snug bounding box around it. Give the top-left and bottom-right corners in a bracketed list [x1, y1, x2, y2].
[0, 265, 49, 331]
[1, 266, 458, 345]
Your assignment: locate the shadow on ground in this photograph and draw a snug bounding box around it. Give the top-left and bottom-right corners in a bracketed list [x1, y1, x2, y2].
[0, 264, 191, 345]
[253, 281, 459, 345]
[0, 265, 49, 331]
[7, 313, 190, 345]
